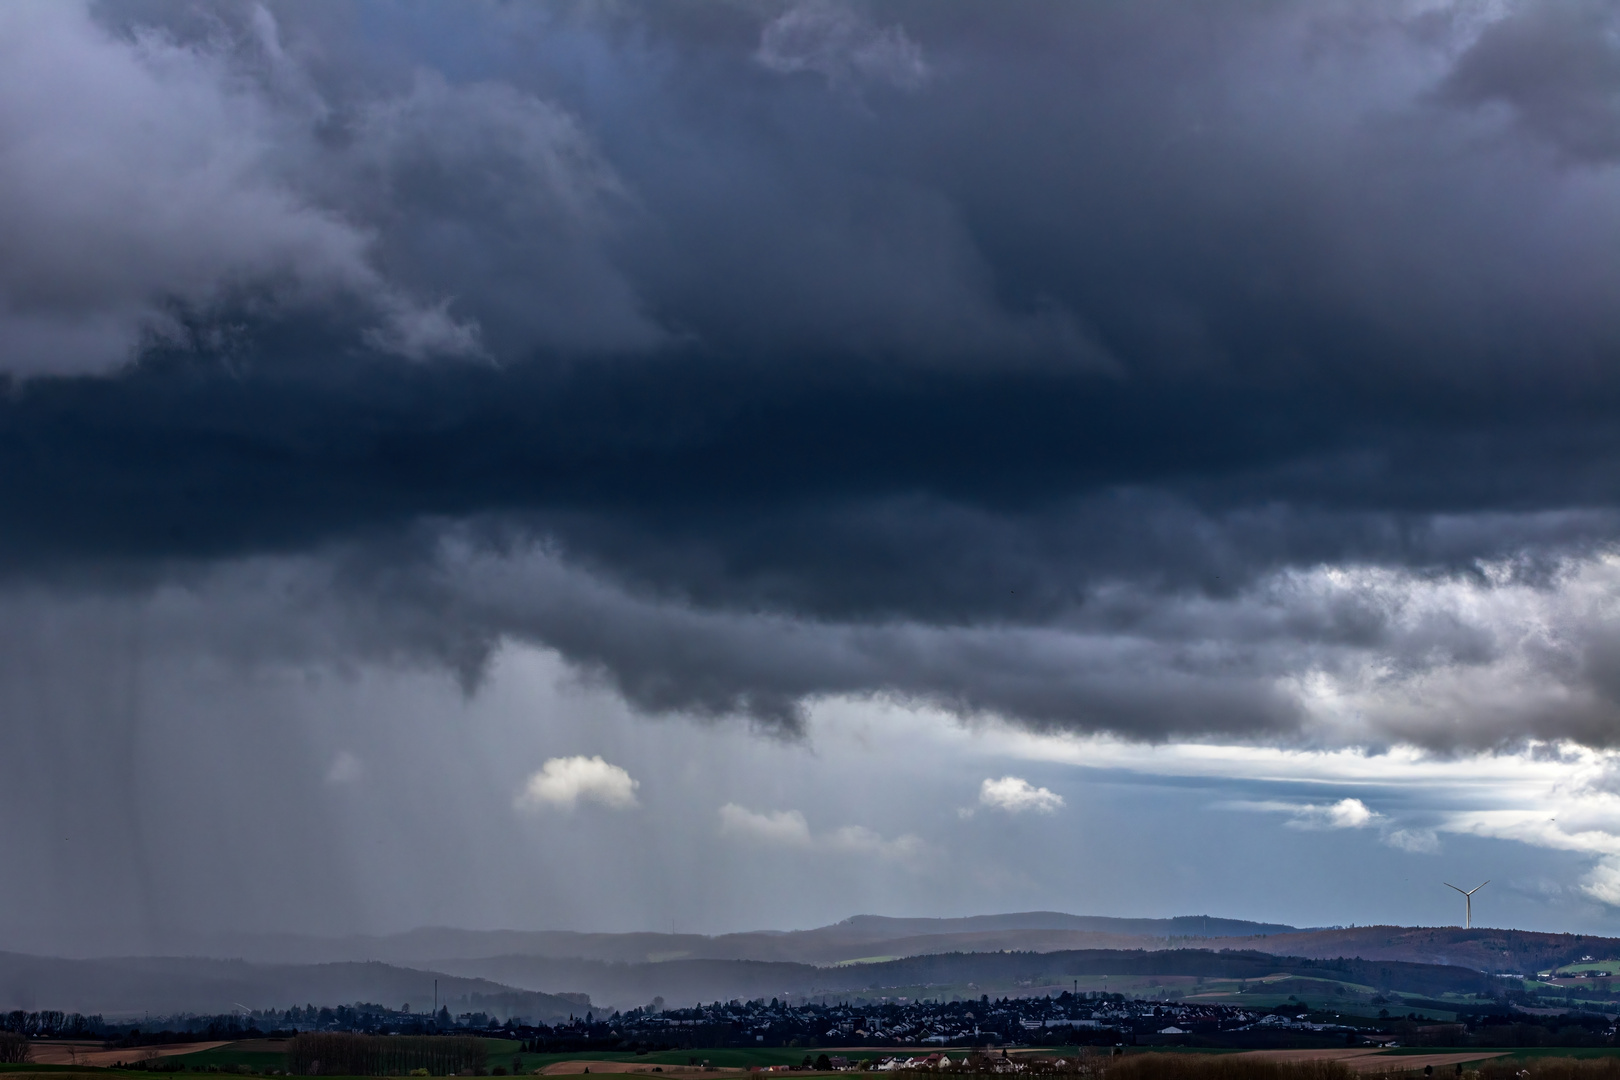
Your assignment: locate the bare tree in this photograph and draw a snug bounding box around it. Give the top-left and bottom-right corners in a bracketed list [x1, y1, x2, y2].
[0, 1033, 31, 1064]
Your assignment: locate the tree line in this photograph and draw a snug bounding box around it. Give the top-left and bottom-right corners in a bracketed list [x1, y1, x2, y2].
[2, 1010, 103, 1037]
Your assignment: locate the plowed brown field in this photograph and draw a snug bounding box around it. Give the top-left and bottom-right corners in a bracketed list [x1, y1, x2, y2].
[27, 1040, 233, 1067]
[540, 1063, 746, 1076]
[1234, 1048, 1508, 1073]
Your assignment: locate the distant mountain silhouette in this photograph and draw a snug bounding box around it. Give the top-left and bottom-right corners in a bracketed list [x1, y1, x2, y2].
[127, 912, 1298, 968]
[0, 953, 585, 1021]
[423, 947, 1500, 1012]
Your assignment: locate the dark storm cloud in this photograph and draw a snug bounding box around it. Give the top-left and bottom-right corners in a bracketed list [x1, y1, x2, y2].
[4, 350, 1618, 605]
[53, 0, 1620, 383]
[1440, 0, 1620, 163]
[8, 0, 1620, 745]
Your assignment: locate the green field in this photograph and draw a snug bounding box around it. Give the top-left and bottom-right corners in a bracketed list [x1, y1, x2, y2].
[0, 1066, 114, 1073]
[1497, 1049, 1620, 1060]
[1549, 962, 1620, 976]
[1010, 971, 1492, 1018]
[15, 1055, 1620, 1080]
[0, 1067, 852, 1080]
[153, 1040, 893, 1074]
[0, 1038, 985, 1079]
[1, 1072, 819, 1080]
[1118, 1048, 1620, 1062]
[506, 1047, 890, 1069]
[152, 1050, 284, 1072]
[17, 1039, 1620, 1079]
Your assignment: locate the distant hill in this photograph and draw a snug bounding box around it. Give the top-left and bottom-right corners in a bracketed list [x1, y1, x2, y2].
[147, 913, 1298, 968]
[7, 915, 1611, 1019]
[823, 914, 1297, 941]
[1224, 925, 1619, 973]
[0, 953, 587, 1021]
[426, 947, 1497, 1012]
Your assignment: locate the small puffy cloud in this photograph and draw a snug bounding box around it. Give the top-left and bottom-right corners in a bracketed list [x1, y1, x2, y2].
[516, 755, 639, 812]
[1384, 827, 1441, 854]
[325, 751, 362, 785]
[718, 803, 814, 847]
[824, 824, 926, 859]
[1226, 797, 1379, 830]
[976, 776, 1065, 815]
[1317, 798, 1376, 829]
[718, 803, 924, 860]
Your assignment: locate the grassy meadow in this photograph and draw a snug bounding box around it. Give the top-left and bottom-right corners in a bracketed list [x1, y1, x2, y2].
[9, 1034, 1620, 1080]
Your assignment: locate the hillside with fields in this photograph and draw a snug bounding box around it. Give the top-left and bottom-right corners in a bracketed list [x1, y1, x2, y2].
[157, 918, 1618, 980]
[141, 914, 1298, 968]
[10, 916, 1620, 1020]
[426, 947, 1506, 1012]
[1230, 927, 1619, 975]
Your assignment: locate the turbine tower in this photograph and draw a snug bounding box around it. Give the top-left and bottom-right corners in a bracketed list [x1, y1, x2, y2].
[1445, 880, 1489, 928]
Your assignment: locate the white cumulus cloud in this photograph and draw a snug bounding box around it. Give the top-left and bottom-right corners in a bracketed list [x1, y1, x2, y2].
[516, 755, 639, 812]
[718, 803, 924, 860]
[1316, 798, 1376, 829]
[824, 824, 926, 858]
[976, 776, 1065, 815]
[1225, 797, 1379, 830]
[718, 803, 814, 847]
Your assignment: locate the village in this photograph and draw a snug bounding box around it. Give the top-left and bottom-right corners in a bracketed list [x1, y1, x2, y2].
[533, 993, 1355, 1053]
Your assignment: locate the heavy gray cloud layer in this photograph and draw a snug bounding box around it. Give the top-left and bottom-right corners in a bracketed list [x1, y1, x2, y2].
[19, 0, 1619, 380]
[7, 0, 1620, 762]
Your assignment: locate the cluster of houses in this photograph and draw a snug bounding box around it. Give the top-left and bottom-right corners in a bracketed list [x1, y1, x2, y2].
[598, 992, 1337, 1049]
[866, 1054, 1040, 1072]
[751, 1053, 1070, 1073]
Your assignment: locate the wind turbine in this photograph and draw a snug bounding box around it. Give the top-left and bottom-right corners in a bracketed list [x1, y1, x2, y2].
[1445, 880, 1489, 928]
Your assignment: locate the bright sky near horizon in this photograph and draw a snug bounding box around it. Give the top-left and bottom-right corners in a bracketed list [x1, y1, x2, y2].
[4, 637, 1618, 952]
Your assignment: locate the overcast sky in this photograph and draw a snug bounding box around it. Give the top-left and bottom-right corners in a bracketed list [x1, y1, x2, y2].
[6, 0, 1620, 953]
